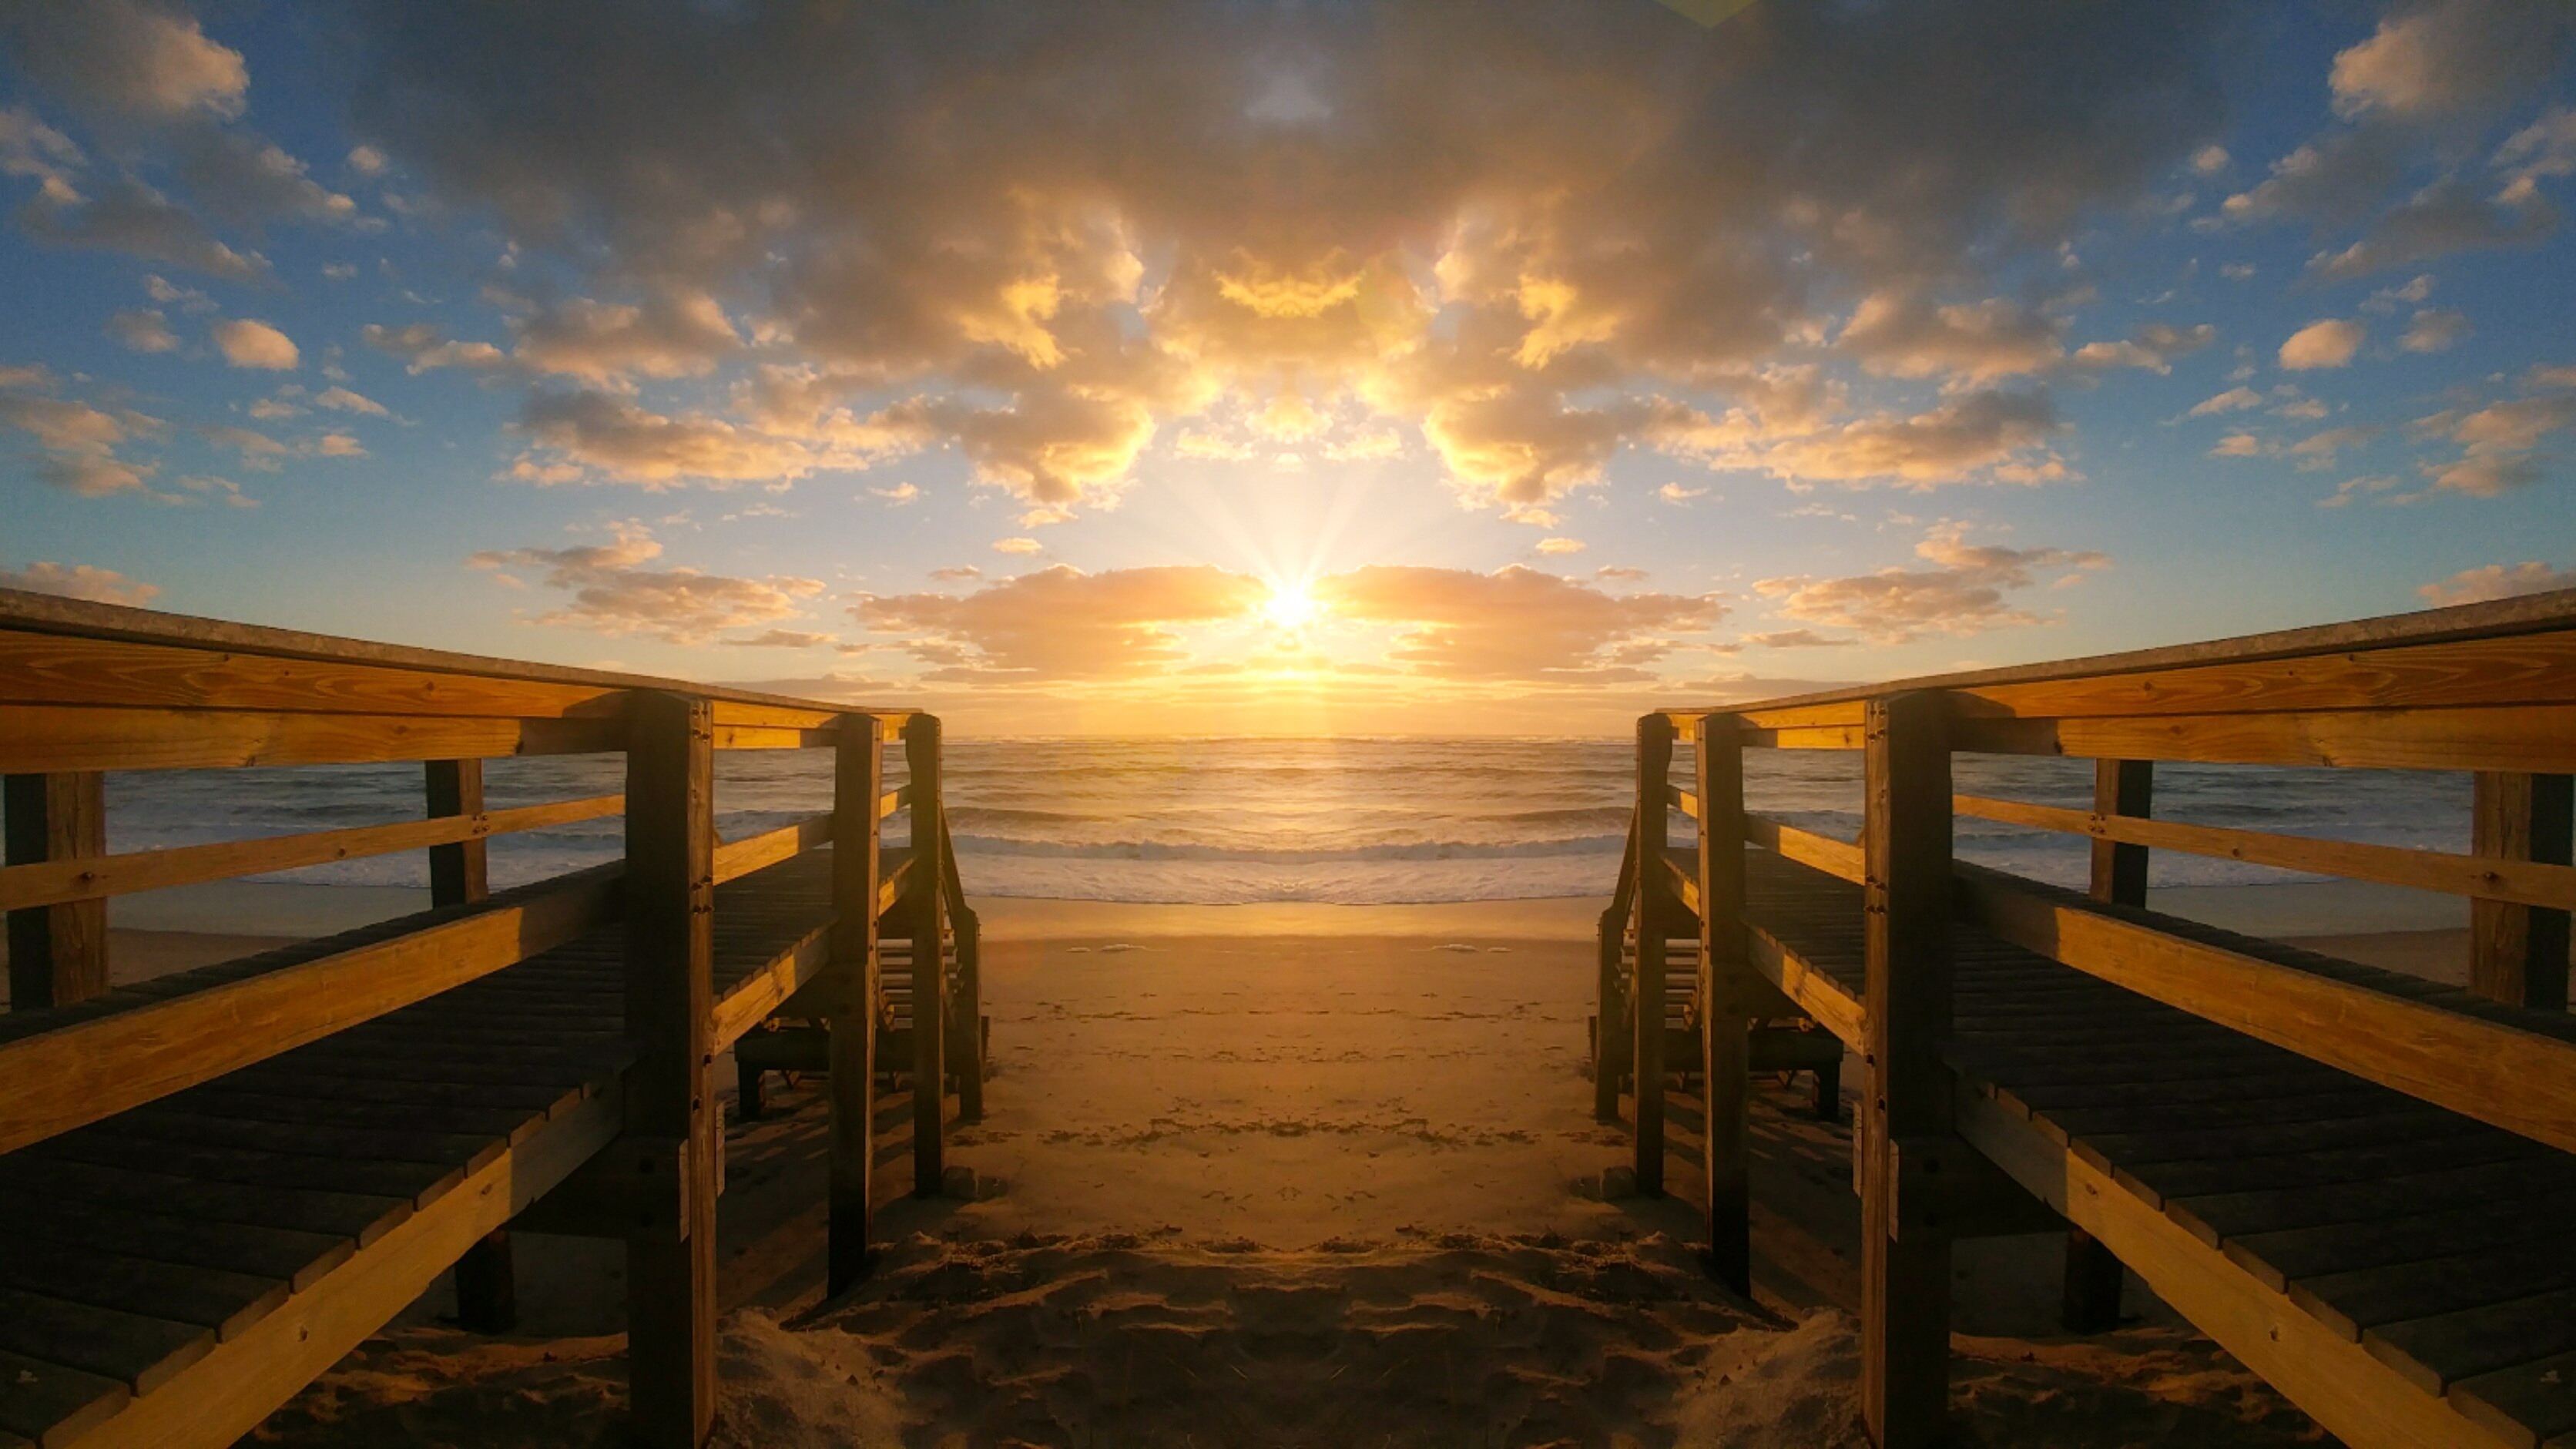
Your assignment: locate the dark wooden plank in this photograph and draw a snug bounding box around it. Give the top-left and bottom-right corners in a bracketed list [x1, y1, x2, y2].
[0, 1187, 349, 1290]
[0, 1238, 286, 1341]
[2282, 1228, 2576, 1339]
[2069, 1106, 2460, 1173]
[2367, 1286, 2576, 1397]
[23, 1130, 461, 1206]
[0, 1155, 410, 1246]
[1634, 714, 1673, 1196]
[1697, 711, 1751, 1293]
[2451, 1346, 2576, 1449]
[0, 1286, 213, 1396]
[0, 1344, 126, 1447]
[2117, 1132, 2547, 1205]
[2165, 1153, 2576, 1245]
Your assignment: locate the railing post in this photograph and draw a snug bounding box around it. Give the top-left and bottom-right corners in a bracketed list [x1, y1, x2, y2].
[951, 901, 984, 1122]
[1860, 691, 1953, 1449]
[1595, 805, 1637, 1122]
[904, 714, 947, 1196]
[1632, 713, 1674, 1196]
[624, 693, 718, 1447]
[4, 771, 108, 1008]
[2471, 772, 2573, 1011]
[827, 715, 884, 1293]
[1695, 713, 1751, 1293]
[2062, 758, 2148, 1333]
[428, 758, 516, 1334]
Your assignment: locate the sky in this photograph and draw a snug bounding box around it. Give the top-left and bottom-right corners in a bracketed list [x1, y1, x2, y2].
[2, 0, 2574, 736]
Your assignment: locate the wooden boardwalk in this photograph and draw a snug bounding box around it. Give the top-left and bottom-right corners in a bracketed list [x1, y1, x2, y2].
[1596, 589, 2576, 1449]
[0, 590, 977, 1447]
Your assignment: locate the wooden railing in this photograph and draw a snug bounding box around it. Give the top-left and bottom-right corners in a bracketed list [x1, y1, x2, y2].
[0, 588, 973, 1448]
[1602, 586, 2576, 1449]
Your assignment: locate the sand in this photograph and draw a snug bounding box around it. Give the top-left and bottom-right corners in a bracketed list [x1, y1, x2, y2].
[151, 889, 2405, 1447]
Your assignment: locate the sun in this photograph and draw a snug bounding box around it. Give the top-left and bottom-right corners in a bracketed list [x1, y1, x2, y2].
[1262, 579, 1320, 632]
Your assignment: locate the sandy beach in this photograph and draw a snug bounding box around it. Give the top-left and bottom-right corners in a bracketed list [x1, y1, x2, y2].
[33, 886, 2420, 1446]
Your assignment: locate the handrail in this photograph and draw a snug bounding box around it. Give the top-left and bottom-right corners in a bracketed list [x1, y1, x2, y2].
[0, 793, 624, 911]
[1954, 793, 2576, 910]
[712, 812, 834, 886]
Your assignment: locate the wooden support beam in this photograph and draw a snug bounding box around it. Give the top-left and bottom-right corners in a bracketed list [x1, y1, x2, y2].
[2064, 758, 2150, 1334]
[1695, 714, 1750, 1293]
[1744, 813, 1866, 884]
[2470, 773, 2573, 1011]
[5, 772, 108, 1009]
[0, 706, 622, 774]
[1860, 691, 1954, 1449]
[425, 760, 515, 1335]
[904, 714, 946, 1199]
[1947, 704, 2576, 775]
[829, 716, 882, 1293]
[1887, 1133, 2061, 1241]
[622, 693, 718, 1448]
[1632, 714, 1674, 1196]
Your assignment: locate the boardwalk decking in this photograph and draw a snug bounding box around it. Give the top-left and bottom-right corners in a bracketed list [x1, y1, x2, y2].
[0, 847, 921, 1447]
[1692, 844, 2576, 1449]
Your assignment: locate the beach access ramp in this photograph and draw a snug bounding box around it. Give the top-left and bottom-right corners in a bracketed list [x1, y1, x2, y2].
[0, 589, 978, 1448]
[1595, 587, 2576, 1449]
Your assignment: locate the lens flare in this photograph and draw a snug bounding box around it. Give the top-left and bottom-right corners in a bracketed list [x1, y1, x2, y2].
[1262, 580, 1320, 632]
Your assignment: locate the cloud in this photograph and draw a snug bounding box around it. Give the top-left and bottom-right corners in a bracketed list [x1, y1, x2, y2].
[15, 172, 269, 280]
[1534, 537, 1585, 555]
[468, 522, 823, 643]
[858, 564, 1271, 679]
[1, 0, 248, 119]
[719, 629, 837, 649]
[2188, 386, 2264, 416]
[1311, 565, 1722, 682]
[0, 559, 160, 606]
[1739, 629, 1858, 649]
[2412, 378, 2576, 497]
[928, 565, 981, 581]
[870, 482, 919, 504]
[314, 386, 390, 417]
[1595, 565, 1649, 582]
[511, 387, 921, 488]
[1658, 482, 1708, 504]
[1653, 389, 2067, 489]
[1836, 290, 2064, 384]
[347, 144, 387, 176]
[2279, 318, 2364, 370]
[2191, 145, 2230, 175]
[2071, 322, 2215, 376]
[320, 0, 2246, 516]
[2210, 432, 2265, 458]
[991, 538, 1042, 555]
[2418, 561, 2576, 607]
[1752, 524, 2108, 643]
[361, 322, 508, 373]
[169, 129, 357, 227]
[512, 288, 741, 384]
[106, 307, 177, 352]
[2306, 177, 2554, 281]
[2400, 309, 2472, 353]
[2328, 0, 2574, 121]
[211, 317, 297, 369]
[0, 371, 159, 496]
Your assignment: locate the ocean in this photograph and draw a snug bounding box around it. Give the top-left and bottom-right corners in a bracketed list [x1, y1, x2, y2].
[90, 737, 2479, 905]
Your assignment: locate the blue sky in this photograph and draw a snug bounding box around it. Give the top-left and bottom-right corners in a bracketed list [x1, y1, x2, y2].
[3, 1, 2572, 733]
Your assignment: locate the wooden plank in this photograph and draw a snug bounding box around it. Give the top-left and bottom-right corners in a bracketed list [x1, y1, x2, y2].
[424, 760, 491, 908]
[0, 706, 622, 773]
[1954, 791, 2576, 912]
[906, 715, 946, 1201]
[0, 1153, 411, 1246]
[0, 866, 621, 1155]
[1957, 1089, 2513, 1449]
[2470, 773, 2574, 1008]
[0, 1288, 211, 1397]
[706, 701, 838, 732]
[710, 813, 832, 887]
[1950, 705, 2576, 774]
[1594, 808, 1636, 1122]
[0, 628, 626, 720]
[25, 1132, 462, 1209]
[59, 1085, 619, 1449]
[2064, 759, 2148, 1333]
[0, 1187, 350, 1291]
[878, 783, 907, 820]
[1673, 589, 2576, 719]
[0, 1346, 126, 1448]
[1742, 723, 1865, 750]
[0, 1242, 285, 1344]
[1742, 925, 1867, 1047]
[2267, 1205, 2576, 1333]
[2367, 1287, 2576, 1399]
[1962, 626, 2576, 721]
[2452, 1347, 2576, 1449]
[1744, 814, 1866, 884]
[710, 724, 834, 750]
[707, 921, 830, 1049]
[1633, 715, 1674, 1197]
[621, 693, 718, 1448]
[945, 818, 982, 1123]
[1695, 714, 1751, 1293]
[4, 773, 107, 1008]
[830, 715, 883, 1291]
[1951, 864, 2576, 1156]
[0, 590, 903, 719]
[0, 793, 621, 913]
[1860, 692, 1953, 1449]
